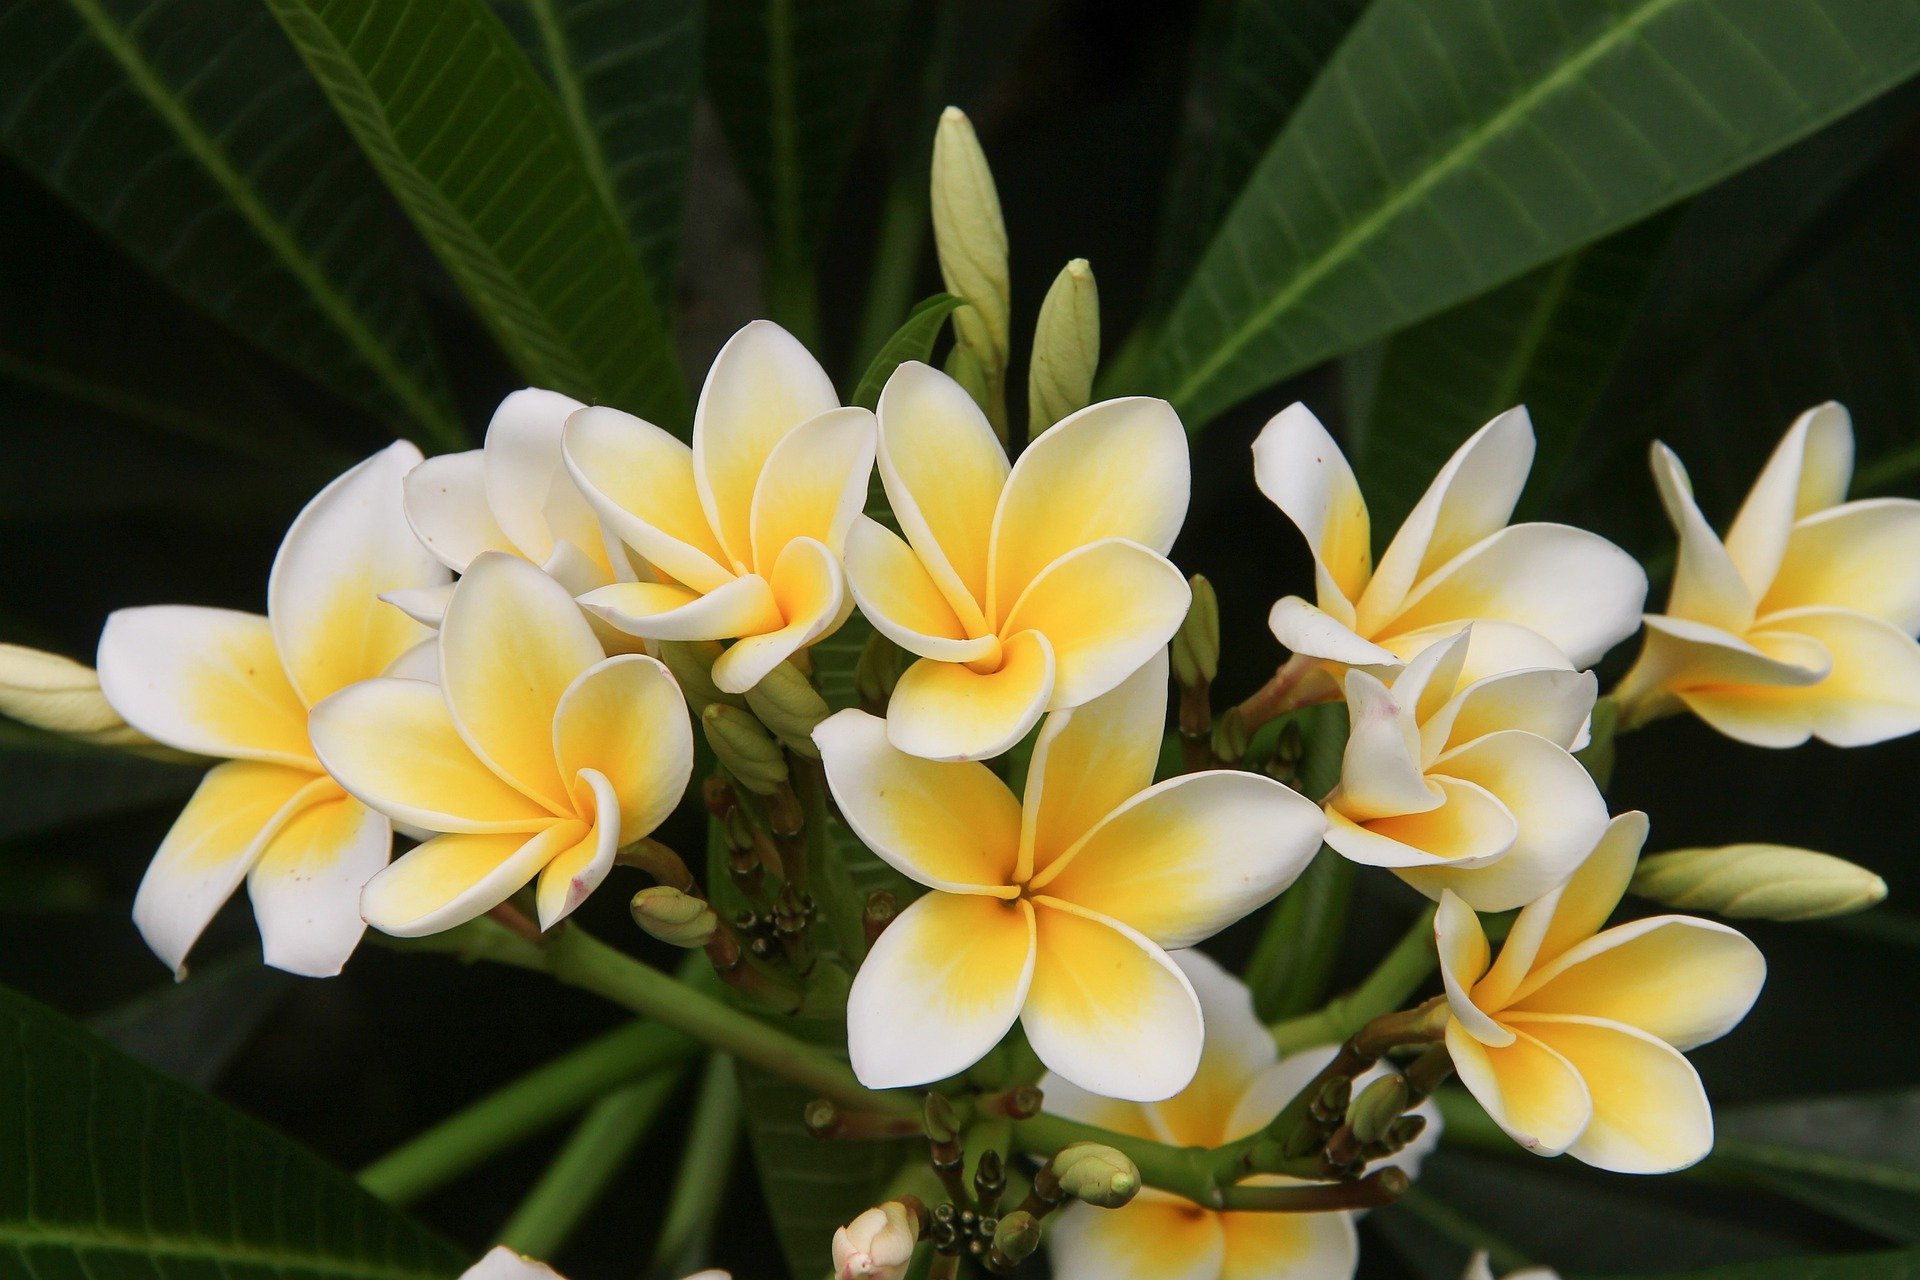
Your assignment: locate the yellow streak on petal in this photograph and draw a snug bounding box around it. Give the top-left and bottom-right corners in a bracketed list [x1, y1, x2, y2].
[887, 631, 1055, 762]
[1049, 1194, 1226, 1280]
[1507, 1013, 1712, 1174]
[1220, 1194, 1355, 1280]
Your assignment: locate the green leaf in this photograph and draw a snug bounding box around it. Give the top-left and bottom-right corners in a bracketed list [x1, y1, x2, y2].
[851, 293, 966, 410]
[262, 0, 690, 428]
[1346, 212, 1675, 538]
[0, 980, 464, 1280]
[1147, 0, 1920, 429]
[0, 0, 462, 446]
[1593, 1248, 1920, 1280]
[1717, 1091, 1920, 1243]
[1146, 0, 1368, 316]
[705, 0, 910, 310]
[89, 955, 295, 1089]
[0, 722, 199, 843]
[492, 0, 703, 296]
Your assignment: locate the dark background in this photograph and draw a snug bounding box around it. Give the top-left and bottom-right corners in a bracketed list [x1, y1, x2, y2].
[3, 0, 1918, 1276]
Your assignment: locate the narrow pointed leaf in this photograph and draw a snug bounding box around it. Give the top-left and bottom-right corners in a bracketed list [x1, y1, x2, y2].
[850, 293, 965, 410]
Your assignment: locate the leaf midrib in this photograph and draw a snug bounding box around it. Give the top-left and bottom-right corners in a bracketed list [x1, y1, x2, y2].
[1167, 0, 1689, 411]
[0, 1222, 451, 1280]
[59, 0, 462, 448]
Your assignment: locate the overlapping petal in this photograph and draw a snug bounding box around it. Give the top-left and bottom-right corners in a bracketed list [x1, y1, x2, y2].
[1337, 668, 1438, 821]
[843, 518, 988, 660]
[361, 822, 582, 937]
[563, 406, 734, 593]
[403, 449, 515, 573]
[1763, 498, 1920, 630]
[1219, 1203, 1357, 1280]
[1649, 442, 1753, 633]
[711, 537, 850, 693]
[579, 576, 782, 643]
[1444, 1020, 1590, 1157]
[1326, 776, 1516, 871]
[1722, 402, 1853, 598]
[247, 788, 389, 978]
[1266, 594, 1393, 665]
[1251, 402, 1372, 607]
[1508, 1013, 1713, 1174]
[1146, 950, 1280, 1148]
[1000, 539, 1188, 709]
[534, 768, 621, 929]
[748, 407, 875, 570]
[886, 630, 1055, 761]
[553, 655, 693, 844]
[482, 388, 591, 565]
[1048, 1194, 1226, 1280]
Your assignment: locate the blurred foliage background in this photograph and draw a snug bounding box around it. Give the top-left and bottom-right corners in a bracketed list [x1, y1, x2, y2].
[3, 0, 1920, 1277]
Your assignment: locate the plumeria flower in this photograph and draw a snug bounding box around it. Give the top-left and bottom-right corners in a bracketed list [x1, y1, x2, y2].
[1612, 403, 1920, 746]
[1256, 403, 1645, 684]
[1323, 627, 1606, 911]
[308, 552, 693, 935]
[833, 1201, 918, 1280]
[560, 320, 875, 693]
[1461, 1251, 1561, 1280]
[814, 650, 1325, 1100]
[98, 444, 446, 979]
[844, 361, 1191, 760]
[461, 1246, 727, 1280]
[393, 389, 633, 625]
[1438, 812, 1766, 1173]
[1045, 952, 1439, 1280]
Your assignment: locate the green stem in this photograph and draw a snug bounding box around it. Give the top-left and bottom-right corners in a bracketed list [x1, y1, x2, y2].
[1247, 849, 1355, 1022]
[648, 1055, 743, 1280]
[1270, 904, 1438, 1056]
[497, 1071, 685, 1258]
[359, 1019, 694, 1205]
[1392, 1187, 1534, 1274]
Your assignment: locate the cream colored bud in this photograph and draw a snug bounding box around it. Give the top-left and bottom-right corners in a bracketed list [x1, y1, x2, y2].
[0, 643, 155, 750]
[1632, 844, 1888, 921]
[1028, 258, 1100, 433]
[931, 106, 1010, 375]
[630, 886, 718, 948]
[1051, 1142, 1140, 1207]
[701, 704, 788, 795]
[831, 1201, 918, 1280]
[743, 661, 829, 759]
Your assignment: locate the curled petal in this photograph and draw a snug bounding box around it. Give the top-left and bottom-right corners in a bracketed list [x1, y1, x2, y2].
[1337, 668, 1438, 821]
[1423, 667, 1596, 758]
[812, 709, 1021, 893]
[1000, 539, 1189, 710]
[1326, 775, 1516, 871]
[1435, 890, 1510, 1047]
[1267, 595, 1394, 666]
[535, 768, 621, 928]
[1251, 402, 1371, 607]
[580, 577, 782, 643]
[847, 891, 1035, 1089]
[362, 822, 580, 937]
[749, 406, 876, 571]
[1682, 607, 1920, 748]
[1445, 1019, 1590, 1157]
[1723, 402, 1854, 598]
[248, 790, 390, 978]
[711, 537, 850, 693]
[844, 517, 996, 662]
[886, 631, 1056, 762]
[554, 655, 693, 845]
[1508, 1013, 1714, 1174]
[1649, 442, 1754, 633]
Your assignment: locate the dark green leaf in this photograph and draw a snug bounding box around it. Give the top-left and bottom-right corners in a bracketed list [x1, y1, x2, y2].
[1717, 1091, 1920, 1242]
[0, 0, 462, 446]
[492, 0, 703, 296]
[1347, 212, 1675, 538]
[89, 955, 295, 1089]
[850, 293, 966, 410]
[263, 0, 690, 428]
[0, 980, 464, 1280]
[0, 722, 199, 843]
[1592, 1248, 1920, 1279]
[1146, 0, 1367, 316]
[1147, 0, 1920, 429]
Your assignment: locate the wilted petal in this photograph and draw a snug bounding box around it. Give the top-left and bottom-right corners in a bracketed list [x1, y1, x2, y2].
[1510, 1013, 1714, 1174]
[749, 407, 876, 572]
[248, 789, 389, 977]
[695, 320, 840, 571]
[1445, 1019, 1590, 1157]
[308, 677, 555, 833]
[563, 405, 733, 593]
[1023, 899, 1203, 1101]
[1000, 539, 1188, 710]
[98, 606, 313, 767]
[1047, 1195, 1226, 1280]
[847, 891, 1035, 1089]
[812, 709, 1021, 892]
[403, 450, 514, 572]
[886, 630, 1055, 761]
[1251, 402, 1371, 607]
[362, 822, 579, 937]
[132, 761, 323, 976]
[441, 553, 604, 812]
[711, 537, 850, 693]
[553, 655, 692, 845]
[1019, 649, 1166, 880]
[990, 397, 1188, 617]
[1034, 772, 1323, 949]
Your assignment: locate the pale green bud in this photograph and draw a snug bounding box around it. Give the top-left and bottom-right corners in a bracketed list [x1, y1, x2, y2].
[1345, 1073, 1409, 1145]
[701, 704, 788, 795]
[630, 886, 718, 947]
[1051, 1142, 1140, 1208]
[1028, 258, 1100, 434]
[989, 1211, 1041, 1267]
[853, 631, 902, 712]
[1212, 705, 1249, 763]
[931, 106, 1010, 375]
[743, 661, 829, 759]
[1632, 844, 1887, 921]
[1170, 575, 1219, 687]
[0, 643, 162, 752]
[943, 341, 992, 421]
[657, 640, 744, 714]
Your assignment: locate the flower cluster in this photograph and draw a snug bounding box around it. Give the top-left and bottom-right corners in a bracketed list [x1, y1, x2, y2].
[18, 295, 1908, 1280]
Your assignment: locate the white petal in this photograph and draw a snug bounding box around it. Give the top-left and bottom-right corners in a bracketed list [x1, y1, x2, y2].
[1337, 668, 1438, 821]
[844, 517, 999, 662]
[579, 576, 782, 642]
[483, 388, 588, 563]
[361, 822, 578, 937]
[1723, 402, 1854, 597]
[1267, 595, 1397, 666]
[248, 790, 390, 977]
[1251, 402, 1371, 607]
[403, 450, 514, 572]
[1648, 441, 1754, 634]
[563, 405, 734, 594]
[380, 583, 455, 628]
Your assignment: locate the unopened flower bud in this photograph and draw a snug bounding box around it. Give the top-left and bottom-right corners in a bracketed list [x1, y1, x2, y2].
[1211, 705, 1249, 763]
[744, 661, 830, 759]
[0, 643, 158, 751]
[1028, 259, 1099, 434]
[1170, 575, 1219, 688]
[989, 1211, 1041, 1268]
[922, 1091, 961, 1145]
[943, 342, 993, 421]
[931, 106, 1009, 376]
[630, 886, 718, 948]
[1632, 844, 1887, 921]
[702, 703, 788, 794]
[832, 1200, 918, 1280]
[1050, 1142, 1140, 1208]
[853, 631, 902, 713]
[658, 640, 743, 714]
[1346, 1073, 1409, 1145]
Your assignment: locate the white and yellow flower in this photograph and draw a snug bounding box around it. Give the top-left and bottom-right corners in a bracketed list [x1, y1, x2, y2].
[1438, 813, 1766, 1173]
[1256, 404, 1645, 683]
[1613, 403, 1920, 746]
[1044, 951, 1439, 1280]
[462, 1247, 727, 1280]
[1323, 627, 1606, 911]
[844, 361, 1191, 760]
[394, 388, 632, 625]
[814, 650, 1325, 1099]
[308, 552, 692, 935]
[1461, 1252, 1560, 1280]
[560, 320, 874, 694]
[98, 443, 448, 978]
